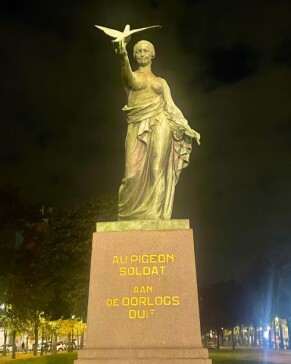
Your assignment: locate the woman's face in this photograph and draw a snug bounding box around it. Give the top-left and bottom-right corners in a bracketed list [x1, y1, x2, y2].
[135, 42, 153, 66]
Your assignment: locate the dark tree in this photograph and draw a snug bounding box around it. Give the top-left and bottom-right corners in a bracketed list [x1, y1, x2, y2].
[40, 196, 117, 320]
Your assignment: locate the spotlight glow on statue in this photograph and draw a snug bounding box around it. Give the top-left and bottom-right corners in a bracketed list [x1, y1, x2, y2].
[95, 25, 200, 220]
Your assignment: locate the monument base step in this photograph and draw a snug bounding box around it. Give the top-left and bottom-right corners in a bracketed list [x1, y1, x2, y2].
[75, 348, 212, 364]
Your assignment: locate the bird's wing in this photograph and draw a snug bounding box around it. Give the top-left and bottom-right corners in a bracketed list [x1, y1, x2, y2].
[112, 25, 161, 42]
[94, 25, 123, 38]
[127, 25, 161, 36]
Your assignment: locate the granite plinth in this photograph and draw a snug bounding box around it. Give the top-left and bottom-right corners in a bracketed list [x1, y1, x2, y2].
[75, 220, 211, 364]
[96, 219, 190, 232]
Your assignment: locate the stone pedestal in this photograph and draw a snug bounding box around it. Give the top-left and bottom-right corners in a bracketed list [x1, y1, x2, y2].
[75, 220, 211, 364]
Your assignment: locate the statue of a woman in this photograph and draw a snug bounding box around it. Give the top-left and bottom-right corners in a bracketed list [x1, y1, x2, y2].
[115, 39, 200, 221]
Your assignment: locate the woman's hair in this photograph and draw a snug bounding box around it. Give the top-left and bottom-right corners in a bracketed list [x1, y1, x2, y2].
[133, 40, 155, 59]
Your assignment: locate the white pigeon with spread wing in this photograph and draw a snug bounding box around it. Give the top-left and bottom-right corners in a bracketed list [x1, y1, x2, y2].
[95, 24, 161, 43]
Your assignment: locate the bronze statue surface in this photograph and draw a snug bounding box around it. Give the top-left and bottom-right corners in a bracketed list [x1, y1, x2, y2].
[96, 25, 200, 220]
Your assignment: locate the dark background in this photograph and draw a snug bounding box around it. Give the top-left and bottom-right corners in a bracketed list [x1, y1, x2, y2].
[1, 0, 290, 285]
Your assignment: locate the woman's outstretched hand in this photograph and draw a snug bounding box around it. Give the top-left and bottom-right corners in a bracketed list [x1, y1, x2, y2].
[114, 38, 129, 57]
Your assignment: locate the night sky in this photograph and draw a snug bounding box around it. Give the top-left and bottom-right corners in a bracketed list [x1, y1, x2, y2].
[1, 0, 290, 285]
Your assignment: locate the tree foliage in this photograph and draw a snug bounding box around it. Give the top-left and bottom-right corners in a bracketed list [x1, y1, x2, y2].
[0, 187, 117, 358]
[40, 196, 117, 319]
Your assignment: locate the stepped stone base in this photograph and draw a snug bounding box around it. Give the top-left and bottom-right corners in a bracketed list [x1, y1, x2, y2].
[77, 348, 212, 363]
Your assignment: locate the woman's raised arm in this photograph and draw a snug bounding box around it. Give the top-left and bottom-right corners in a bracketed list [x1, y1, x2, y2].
[114, 40, 135, 89]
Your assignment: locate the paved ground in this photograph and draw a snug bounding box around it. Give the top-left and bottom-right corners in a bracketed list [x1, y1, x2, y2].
[260, 350, 291, 363]
[210, 348, 291, 363]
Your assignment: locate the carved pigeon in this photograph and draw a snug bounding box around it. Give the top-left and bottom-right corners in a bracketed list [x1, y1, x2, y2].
[95, 24, 161, 43]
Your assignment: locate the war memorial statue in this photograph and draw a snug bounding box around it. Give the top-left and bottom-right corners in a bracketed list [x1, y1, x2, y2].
[115, 39, 200, 220]
[96, 24, 200, 220]
[74, 24, 211, 364]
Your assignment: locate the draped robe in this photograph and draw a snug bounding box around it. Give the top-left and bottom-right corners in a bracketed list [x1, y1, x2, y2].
[118, 78, 200, 220]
